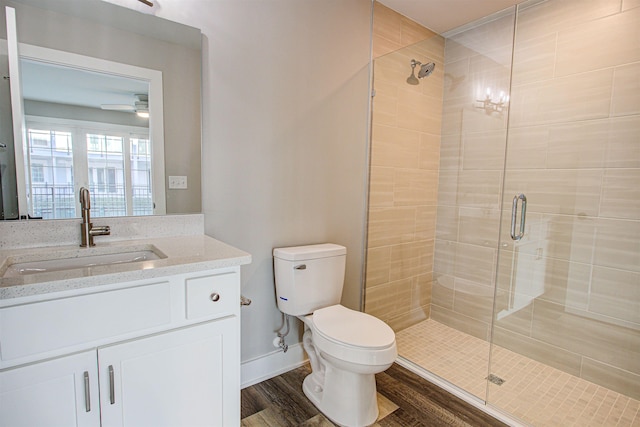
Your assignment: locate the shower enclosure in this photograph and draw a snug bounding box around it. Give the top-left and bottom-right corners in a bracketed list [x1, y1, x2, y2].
[366, 0, 639, 425]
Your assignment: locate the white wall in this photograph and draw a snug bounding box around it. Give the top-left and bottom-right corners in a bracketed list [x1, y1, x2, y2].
[105, 0, 373, 374]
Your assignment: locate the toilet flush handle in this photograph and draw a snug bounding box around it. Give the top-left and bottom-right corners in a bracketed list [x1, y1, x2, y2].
[294, 264, 307, 270]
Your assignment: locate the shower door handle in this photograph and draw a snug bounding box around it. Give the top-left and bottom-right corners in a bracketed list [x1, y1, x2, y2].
[510, 193, 527, 241]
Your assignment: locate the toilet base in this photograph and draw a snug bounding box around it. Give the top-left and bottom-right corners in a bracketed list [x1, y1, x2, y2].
[302, 365, 378, 427]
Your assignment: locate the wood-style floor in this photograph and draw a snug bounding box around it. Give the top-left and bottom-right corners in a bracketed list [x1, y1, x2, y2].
[241, 363, 508, 426]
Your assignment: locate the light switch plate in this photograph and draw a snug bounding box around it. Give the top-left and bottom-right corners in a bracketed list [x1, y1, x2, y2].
[168, 175, 187, 189]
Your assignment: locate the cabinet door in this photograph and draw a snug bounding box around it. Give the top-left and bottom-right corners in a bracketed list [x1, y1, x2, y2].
[0, 350, 100, 427]
[99, 317, 239, 427]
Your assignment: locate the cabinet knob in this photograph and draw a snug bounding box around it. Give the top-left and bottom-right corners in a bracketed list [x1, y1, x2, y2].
[210, 292, 221, 302]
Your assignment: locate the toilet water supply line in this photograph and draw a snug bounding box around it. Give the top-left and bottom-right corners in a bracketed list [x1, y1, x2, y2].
[274, 313, 290, 353]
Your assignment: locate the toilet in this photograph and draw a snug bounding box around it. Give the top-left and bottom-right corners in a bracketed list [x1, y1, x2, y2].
[273, 243, 397, 427]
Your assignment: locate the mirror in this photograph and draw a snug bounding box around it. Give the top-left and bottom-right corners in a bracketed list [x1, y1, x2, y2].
[0, 0, 202, 220]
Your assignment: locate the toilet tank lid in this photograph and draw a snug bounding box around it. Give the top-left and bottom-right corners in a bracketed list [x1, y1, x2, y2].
[273, 243, 346, 261]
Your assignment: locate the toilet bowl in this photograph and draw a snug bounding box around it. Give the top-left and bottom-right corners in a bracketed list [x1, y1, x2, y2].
[273, 244, 397, 427]
[299, 304, 396, 426]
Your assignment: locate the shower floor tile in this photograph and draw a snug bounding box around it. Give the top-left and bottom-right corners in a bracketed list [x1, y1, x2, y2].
[396, 319, 640, 426]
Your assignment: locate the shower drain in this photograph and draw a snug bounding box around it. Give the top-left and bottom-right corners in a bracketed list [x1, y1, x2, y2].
[487, 374, 505, 386]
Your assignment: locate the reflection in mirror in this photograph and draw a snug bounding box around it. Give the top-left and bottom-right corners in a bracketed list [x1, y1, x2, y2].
[0, 0, 202, 220]
[17, 45, 165, 219]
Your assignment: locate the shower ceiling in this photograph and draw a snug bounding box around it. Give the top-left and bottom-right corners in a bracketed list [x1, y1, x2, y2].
[378, 0, 524, 34]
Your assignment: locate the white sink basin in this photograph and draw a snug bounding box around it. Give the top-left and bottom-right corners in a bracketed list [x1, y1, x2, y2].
[2, 247, 166, 278]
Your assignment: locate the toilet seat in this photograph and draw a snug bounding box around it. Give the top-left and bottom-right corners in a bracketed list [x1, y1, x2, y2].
[307, 305, 397, 366]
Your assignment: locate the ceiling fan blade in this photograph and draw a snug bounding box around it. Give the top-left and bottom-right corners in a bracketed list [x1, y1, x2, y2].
[101, 104, 136, 111]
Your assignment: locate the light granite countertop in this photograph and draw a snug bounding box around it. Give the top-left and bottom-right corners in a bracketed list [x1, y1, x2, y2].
[0, 235, 251, 300]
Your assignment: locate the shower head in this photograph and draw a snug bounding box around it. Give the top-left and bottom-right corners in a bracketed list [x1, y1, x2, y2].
[406, 59, 419, 85]
[407, 59, 435, 85]
[418, 62, 436, 78]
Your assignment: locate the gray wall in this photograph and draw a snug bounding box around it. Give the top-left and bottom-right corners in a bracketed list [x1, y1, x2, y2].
[144, 0, 373, 364]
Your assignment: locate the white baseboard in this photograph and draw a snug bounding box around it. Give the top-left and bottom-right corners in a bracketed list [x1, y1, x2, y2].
[241, 343, 308, 389]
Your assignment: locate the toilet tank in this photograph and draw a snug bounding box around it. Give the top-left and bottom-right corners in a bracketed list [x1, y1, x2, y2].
[273, 243, 346, 316]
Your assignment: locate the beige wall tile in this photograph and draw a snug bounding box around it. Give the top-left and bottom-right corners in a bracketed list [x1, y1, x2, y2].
[461, 130, 507, 170]
[371, 124, 421, 168]
[366, 246, 391, 288]
[400, 16, 437, 47]
[372, 2, 402, 58]
[503, 169, 603, 216]
[453, 282, 495, 323]
[371, 80, 398, 128]
[544, 117, 640, 169]
[542, 214, 597, 264]
[605, 116, 640, 168]
[394, 169, 438, 206]
[492, 326, 583, 377]
[612, 62, 640, 117]
[438, 135, 463, 170]
[435, 205, 459, 242]
[365, 277, 412, 321]
[555, 8, 640, 77]
[546, 122, 607, 169]
[386, 306, 430, 332]
[461, 107, 508, 134]
[600, 169, 640, 220]
[493, 296, 533, 337]
[541, 255, 591, 308]
[581, 357, 640, 400]
[433, 240, 456, 275]
[443, 39, 479, 67]
[389, 241, 434, 282]
[415, 205, 437, 241]
[516, 0, 621, 43]
[411, 273, 433, 310]
[431, 274, 455, 309]
[511, 32, 557, 85]
[623, 0, 640, 11]
[430, 304, 490, 341]
[367, 3, 443, 329]
[374, 53, 419, 89]
[372, 34, 403, 60]
[419, 132, 441, 170]
[443, 57, 472, 100]
[456, 170, 503, 209]
[397, 89, 442, 133]
[368, 167, 395, 208]
[367, 207, 416, 248]
[458, 207, 500, 247]
[444, 13, 515, 66]
[593, 218, 640, 272]
[590, 266, 640, 325]
[436, 170, 459, 206]
[454, 242, 496, 286]
[504, 126, 548, 169]
[509, 69, 613, 127]
[441, 99, 464, 136]
[531, 299, 640, 375]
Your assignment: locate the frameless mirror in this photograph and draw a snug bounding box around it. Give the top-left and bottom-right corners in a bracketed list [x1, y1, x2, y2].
[0, 0, 201, 220]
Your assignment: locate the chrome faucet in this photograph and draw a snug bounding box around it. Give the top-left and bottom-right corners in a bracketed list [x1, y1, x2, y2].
[79, 187, 110, 247]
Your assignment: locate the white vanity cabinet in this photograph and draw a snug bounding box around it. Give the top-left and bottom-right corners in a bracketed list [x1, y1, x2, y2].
[0, 267, 241, 427]
[0, 350, 100, 427]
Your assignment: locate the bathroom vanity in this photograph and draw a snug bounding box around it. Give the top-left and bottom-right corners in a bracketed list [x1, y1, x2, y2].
[0, 233, 251, 426]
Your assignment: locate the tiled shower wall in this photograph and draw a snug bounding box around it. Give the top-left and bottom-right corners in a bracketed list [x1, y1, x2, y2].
[364, 3, 444, 331]
[434, 0, 640, 399]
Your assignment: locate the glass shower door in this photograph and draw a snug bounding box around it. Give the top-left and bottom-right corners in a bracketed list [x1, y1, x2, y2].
[488, 0, 640, 424]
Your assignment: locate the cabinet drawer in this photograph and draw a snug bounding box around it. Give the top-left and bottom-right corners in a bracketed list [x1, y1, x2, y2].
[185, 272, 238, 320]
[0, 282, 172, 362]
